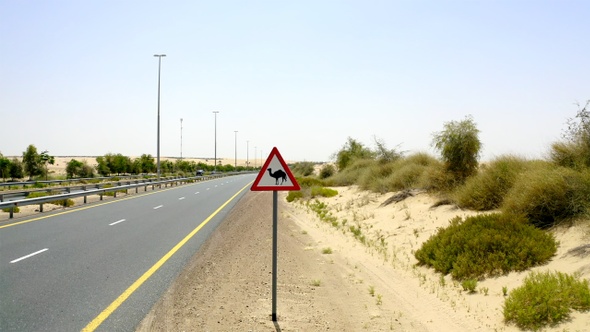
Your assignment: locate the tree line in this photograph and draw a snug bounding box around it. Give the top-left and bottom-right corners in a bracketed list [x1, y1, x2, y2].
[0, 145, 254, 182]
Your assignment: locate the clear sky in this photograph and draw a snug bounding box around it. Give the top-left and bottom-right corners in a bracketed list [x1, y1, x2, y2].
[1, 1, 589, 162]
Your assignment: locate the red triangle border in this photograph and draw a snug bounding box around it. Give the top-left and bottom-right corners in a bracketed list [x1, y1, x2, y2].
[250, 147, 301, 191]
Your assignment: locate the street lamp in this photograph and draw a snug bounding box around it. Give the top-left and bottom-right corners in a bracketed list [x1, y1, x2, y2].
[154, 54, 166, 179]
[234, 130, 238, 169]
[246, 140, 249, 168]
[213, 111, 219, 171]
[254, 146, 257, 168]
[180, 118, 183, 160]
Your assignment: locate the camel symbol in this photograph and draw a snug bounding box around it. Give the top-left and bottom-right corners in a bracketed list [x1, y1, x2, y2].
[267, 168, 287, 185]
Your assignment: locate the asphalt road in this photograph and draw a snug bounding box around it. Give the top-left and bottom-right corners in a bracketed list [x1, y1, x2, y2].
[0, 174, 255, 331]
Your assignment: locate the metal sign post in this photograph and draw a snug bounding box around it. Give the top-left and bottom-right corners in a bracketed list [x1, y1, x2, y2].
[250, 147, 300, 322]
[272, 190, 278, 321]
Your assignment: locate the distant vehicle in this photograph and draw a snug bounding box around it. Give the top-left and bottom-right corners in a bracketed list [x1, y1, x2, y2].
[196, 170, 204, 176]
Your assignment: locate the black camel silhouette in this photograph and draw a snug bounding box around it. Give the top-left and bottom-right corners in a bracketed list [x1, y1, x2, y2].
[267, 168, 287, 185]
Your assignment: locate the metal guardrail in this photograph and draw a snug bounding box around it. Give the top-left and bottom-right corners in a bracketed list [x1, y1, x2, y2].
[0, 173, 233, 219]
[0, 174, 151, 190]
[0, 175, 183, 202]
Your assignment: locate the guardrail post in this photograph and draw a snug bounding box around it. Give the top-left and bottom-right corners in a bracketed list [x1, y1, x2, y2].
[40, 203, 43, 212]
[0, 194, 3, 202]
[9, 206, 14, 219]
[84, 195, 87, 204]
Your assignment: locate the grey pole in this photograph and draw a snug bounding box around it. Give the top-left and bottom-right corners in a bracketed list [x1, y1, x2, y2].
[154, 54, 166, 180]
[272, 190, 278, 321]
[213, 111, 219, 171]
[246, 140, 249, 168]
[180, 118, 183, 160]
[234, 130, 238, 168]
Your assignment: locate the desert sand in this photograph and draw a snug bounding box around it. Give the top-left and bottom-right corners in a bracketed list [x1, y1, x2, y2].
[136, 186, 590, 331]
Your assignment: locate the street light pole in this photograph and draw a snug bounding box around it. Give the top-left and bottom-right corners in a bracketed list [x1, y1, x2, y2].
[180, 118, 183, 160]
[154, 54, 166, 180]
[234, 130, 238, 169]
[254, 146, 257, 168]
[213, 111, 219, 171]
[246, 140, 249, 168]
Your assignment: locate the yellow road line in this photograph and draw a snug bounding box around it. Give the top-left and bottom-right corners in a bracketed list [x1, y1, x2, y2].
[82, 182, 252, 332]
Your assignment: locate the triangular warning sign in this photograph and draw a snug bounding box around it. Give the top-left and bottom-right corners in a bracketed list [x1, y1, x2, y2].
[251, 147, 301, 191]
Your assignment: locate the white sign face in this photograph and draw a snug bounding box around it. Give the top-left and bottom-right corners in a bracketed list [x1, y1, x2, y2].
[251, 147, 300, 191]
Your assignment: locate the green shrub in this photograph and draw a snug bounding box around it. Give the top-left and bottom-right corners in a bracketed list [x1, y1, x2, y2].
[358, 162, 395, 193]
[414, 213, 557, 280]
[310, 186, 338, 198]
[502, 166, 590, 228]
[286, 191, 303, 202]
[26, 192, 49, 198]
[453, 155, 529, 210]
[49, 198, 75, 207]
[2, 206, 20, 213]
[417, 162, 455, 192]
[307, 200, 338, 225]
[291, 162, 316, 177]
[461, 279, 478, 293]
[504, 271, 590, 330]
[328, 158, 375, 187]
[550, 141, 590, 170]
[385, 161, 428, 191]
[319, 164, 336, 179]
[25, 191, 74, 207]
[297, 177, 326, 188]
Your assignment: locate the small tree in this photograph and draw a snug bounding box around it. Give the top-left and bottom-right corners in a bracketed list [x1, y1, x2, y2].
[95, 156, 110, 176]
[373, 136, 403, 164]
[138, 154, 156, 173]
[0, 153, 10, 181]
[551, 100, 590, 169]
[432, 115, 482, 184]
[22, 144, 42, 180]
[9, 158, 24, 180]
[39, 150, 55, 181]
[319, 164, 335, 179]
[66, 159, 83, 178]
[334, 137, 375, 170]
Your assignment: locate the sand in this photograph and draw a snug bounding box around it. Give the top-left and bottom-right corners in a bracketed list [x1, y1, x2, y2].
[136, 186, 590, 331]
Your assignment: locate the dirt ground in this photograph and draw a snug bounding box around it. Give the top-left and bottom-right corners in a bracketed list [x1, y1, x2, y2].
[136, 191, 477, 332]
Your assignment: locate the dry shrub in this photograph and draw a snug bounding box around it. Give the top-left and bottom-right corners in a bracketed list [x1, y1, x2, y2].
[502, 165, 590, 228]
[453, 155, 529, 210]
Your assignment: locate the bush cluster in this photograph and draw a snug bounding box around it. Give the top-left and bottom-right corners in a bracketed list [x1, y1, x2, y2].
[285, 176, 337, 202]
[414, 213, 557, 280]
[453, 155, 528, 210]
[502, 166, 590, 228]
[504, 271, 590, 330]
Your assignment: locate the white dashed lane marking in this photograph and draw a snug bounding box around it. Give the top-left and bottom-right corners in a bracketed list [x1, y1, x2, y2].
[10, 248, 48, 264]
[109, 219, 126, 226]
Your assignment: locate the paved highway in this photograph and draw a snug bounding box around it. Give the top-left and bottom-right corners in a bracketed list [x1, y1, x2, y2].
[0, 174, 255, 331]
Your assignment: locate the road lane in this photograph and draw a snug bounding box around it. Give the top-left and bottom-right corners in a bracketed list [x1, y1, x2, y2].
[0, 174, 255, 331]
